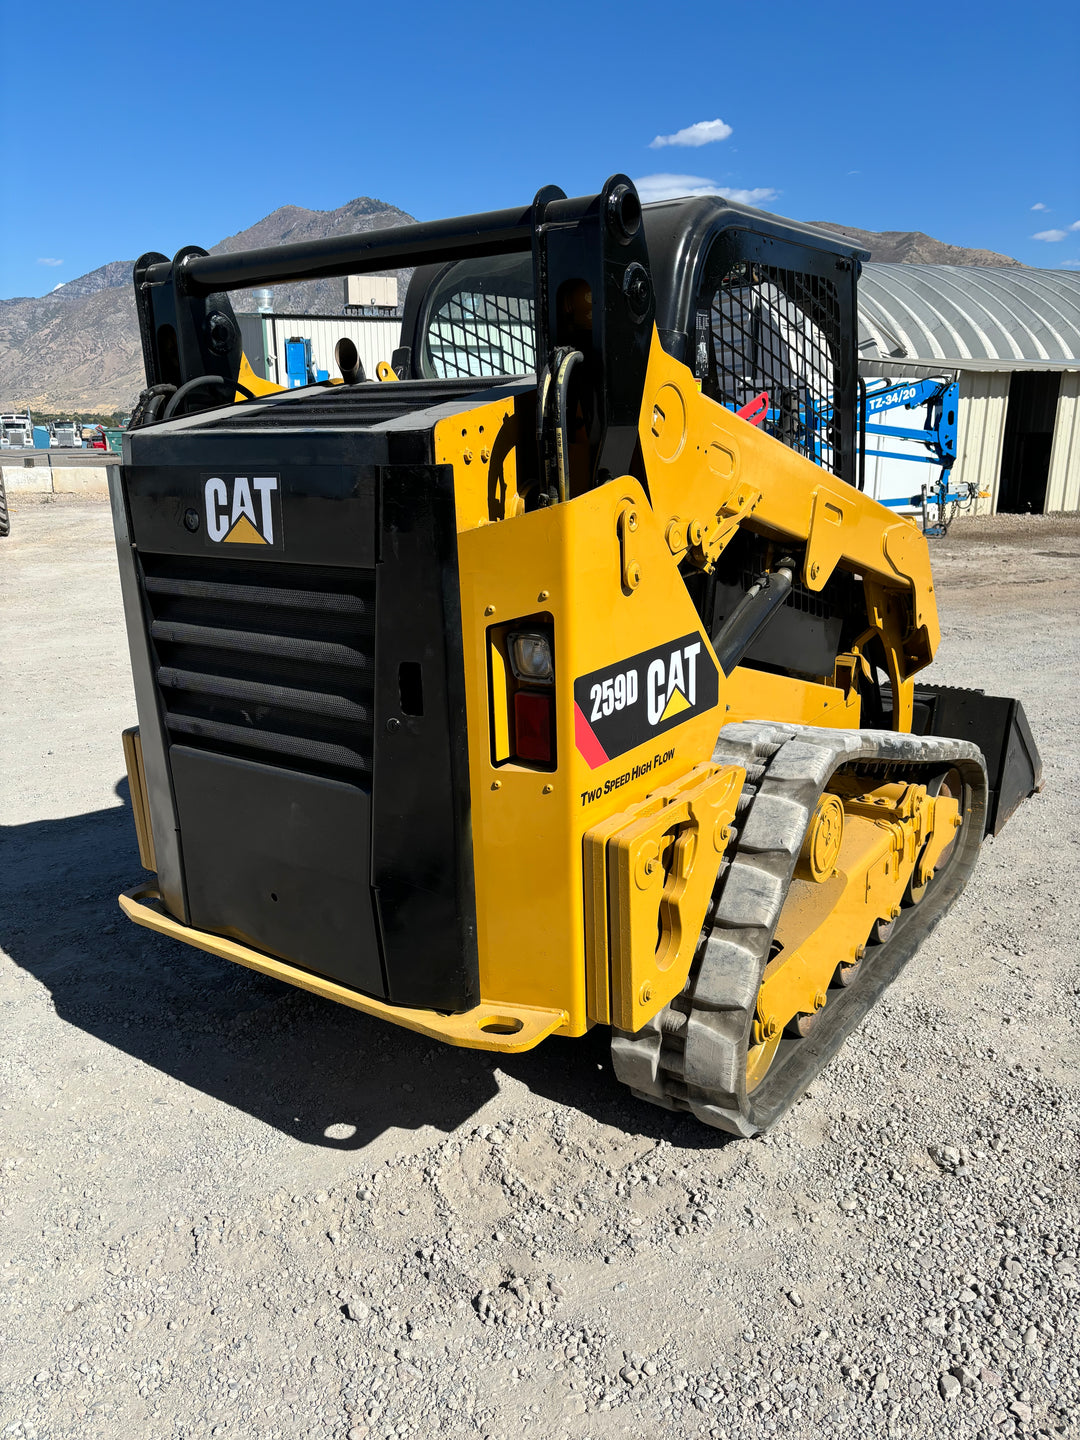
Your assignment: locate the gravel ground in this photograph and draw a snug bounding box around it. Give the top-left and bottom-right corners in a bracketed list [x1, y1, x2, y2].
[2, 500, 1078, 1440]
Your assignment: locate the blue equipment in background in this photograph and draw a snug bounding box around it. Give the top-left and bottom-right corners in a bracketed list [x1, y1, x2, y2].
[284, 336, 330, 389]
[864, 377, 958, 472]
[860, 377, 978, 536]
[722, 373, 980, 536]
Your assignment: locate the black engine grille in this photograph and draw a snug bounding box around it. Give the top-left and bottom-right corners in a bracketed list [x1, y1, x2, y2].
[199, 377, 489, 430]
[140, 551, 375, 785]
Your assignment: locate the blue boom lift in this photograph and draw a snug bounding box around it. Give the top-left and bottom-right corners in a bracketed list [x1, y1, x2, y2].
[725, 377, 980, 537]
[860, 376, 983, 536]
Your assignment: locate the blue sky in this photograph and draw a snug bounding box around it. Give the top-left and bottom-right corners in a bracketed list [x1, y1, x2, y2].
[2, 0, 1078, 298]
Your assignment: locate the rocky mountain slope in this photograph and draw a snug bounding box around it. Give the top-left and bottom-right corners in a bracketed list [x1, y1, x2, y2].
[49, 260, 135, 301]
[0, 198, 413, 412]
[808, 223, 1022, 268]
[0, 201, 1023, 412]
[212, 196, 414, 316]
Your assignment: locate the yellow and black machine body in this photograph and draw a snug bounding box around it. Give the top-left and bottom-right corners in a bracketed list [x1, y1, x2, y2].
[111, 178, 1042, 1134]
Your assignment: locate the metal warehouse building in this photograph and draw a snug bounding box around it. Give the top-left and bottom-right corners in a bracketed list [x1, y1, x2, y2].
[237, 313, 400, 390]
[857, 265, 1080, 515]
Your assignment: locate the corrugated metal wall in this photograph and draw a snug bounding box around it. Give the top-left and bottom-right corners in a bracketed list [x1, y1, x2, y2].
[953, 370, 1010, 516]
[267, 317, 401, 387]
[1045, 370, 1080, 512]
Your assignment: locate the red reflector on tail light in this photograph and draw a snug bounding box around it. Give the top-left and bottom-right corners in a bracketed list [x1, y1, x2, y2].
[513, 690, 554, 764]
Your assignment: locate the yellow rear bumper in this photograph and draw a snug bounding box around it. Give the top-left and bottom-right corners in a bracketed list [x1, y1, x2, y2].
[118, 884, 568, 1053]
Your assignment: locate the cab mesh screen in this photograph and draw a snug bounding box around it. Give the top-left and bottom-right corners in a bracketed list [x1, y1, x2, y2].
[708, 264, 842, 476]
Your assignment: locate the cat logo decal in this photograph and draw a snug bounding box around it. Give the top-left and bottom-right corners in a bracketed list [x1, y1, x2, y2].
[203, 475, 281, 546]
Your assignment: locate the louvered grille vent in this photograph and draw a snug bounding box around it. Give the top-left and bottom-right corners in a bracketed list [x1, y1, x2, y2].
[200, 377, 488, 430]
[141, 552, 375, 785]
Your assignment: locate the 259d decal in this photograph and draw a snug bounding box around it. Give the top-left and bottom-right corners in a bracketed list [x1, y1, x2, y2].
[573, 632, 719, 769]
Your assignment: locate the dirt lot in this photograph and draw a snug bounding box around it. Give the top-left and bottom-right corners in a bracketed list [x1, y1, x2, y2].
[2, 498, 1078, 1440]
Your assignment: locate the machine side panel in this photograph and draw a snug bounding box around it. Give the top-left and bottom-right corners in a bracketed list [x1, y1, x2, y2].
[457, 479, 725, 1032]
[371, 464, 479, 1011]
[108, 467, 188, 921]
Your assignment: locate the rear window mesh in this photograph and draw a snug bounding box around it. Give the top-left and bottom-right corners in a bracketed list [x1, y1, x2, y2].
[427, 290, 535, 379]
[421, 257, 536, 379]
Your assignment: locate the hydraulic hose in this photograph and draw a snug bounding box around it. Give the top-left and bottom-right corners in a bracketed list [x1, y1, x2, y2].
[534, 363, 553, 503]
[553, 349, 583, 505]
[162, 375, 255, 421]
[536, 348, 583, 505]
[133, 383, 177, 427]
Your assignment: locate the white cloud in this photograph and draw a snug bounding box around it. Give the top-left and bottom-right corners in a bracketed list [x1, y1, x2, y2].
[649, 119, 733, 150]
[37, 257, 63, 266]
[51, 282, 65, 291]
[1031, 202, 1048, 211]
[1061, 259, 1080, 269]
[1072, 220, 1080, 231]
[1032, 228, 1068, 241]
[634, 173, 777, 206]
[718, 186, 779, 207]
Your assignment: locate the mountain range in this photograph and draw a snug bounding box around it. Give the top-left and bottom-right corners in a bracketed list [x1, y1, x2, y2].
[807, 223, 1021, 268]
[0, 199, 1023, 412]
[0, 199, 414, 414]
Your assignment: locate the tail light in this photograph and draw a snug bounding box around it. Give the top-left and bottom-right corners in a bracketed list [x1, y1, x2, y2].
[513, 689, 554, 763]
[489, 620, 556, 769]
[507, 631, 554, 683]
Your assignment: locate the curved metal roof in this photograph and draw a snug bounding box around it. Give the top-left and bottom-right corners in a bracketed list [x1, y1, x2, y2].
[858, 264, 1080, 371]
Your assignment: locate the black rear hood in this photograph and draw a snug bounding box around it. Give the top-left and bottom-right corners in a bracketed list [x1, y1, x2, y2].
[111, 384, 490, 1011]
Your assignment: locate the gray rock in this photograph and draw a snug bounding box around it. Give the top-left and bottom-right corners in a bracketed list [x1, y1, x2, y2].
[939, 1373, 961, 1401]
[949, 1364, 978, 1389]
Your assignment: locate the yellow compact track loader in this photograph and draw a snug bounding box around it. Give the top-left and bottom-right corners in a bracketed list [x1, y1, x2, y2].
[110, 177, 1041, 1134]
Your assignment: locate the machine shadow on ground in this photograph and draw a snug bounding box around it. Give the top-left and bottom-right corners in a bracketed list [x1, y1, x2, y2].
[1, 783, 730, 1154]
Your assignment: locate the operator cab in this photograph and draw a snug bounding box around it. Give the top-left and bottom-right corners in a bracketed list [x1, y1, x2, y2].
[400, 196, 866, 486]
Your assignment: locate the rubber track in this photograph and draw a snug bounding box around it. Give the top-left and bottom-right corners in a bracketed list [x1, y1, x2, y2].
[0, 469, 9, 539]
[610, 722, 988, 1136]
